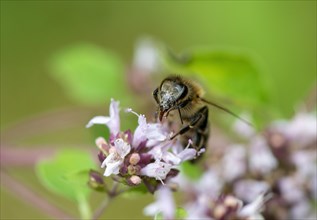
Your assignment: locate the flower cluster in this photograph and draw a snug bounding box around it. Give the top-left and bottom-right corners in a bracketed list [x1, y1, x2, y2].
[143, 112, 316, 220]
[196, 112, 316, 220]
[144, 181, 271, 220]
[86, 99, 199, 192]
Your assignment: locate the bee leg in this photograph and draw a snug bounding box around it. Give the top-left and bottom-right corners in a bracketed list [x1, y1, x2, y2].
[170, 106, 208, 140]
[152, 88, 159, 104]
[178, 108, 184, 124]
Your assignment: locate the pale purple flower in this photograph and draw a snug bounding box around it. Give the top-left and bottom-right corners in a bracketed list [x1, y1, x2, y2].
[143, 186, 175, 220]
[234, 180, 270, 203]
[140, 160, 173, 184]
[150, 139, 197, 165]
[290, 199, 313, 220]
[196, 169, 223, 199]
[238, 193, 272, 219]
[279, 176, 305, 203]
[284, 113, 317, 147]
[233, 114, 255, 138]
[133, 38, 160, 73]
[185, 195, 210, 220]
[222, 145, 247, 182]
[101, 138, 131, 176]
[126, 108, 169, 147]
[86, 99, 120, 135]
[291, 150, 316, 179]
[272, 113, 317, 148]
[249, 136, 277, 175]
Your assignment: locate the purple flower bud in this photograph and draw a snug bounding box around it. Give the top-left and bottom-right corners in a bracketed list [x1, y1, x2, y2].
[88, 170, 106, 191]
[98, 151, 106, 163]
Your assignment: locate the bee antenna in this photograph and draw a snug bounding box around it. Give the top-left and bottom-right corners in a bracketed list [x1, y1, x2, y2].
[201, 98, 253, 127]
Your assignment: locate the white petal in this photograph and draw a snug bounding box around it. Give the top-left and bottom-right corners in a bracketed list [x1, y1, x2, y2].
[249, 137, 277, 175]
[138, 114, 147, 127]
[223, 145, 247, 182]
[162, 152, 181, 165]
[177, 148, 197, 161]
[239, 194, 271, 217]
[143, 187, 175, 219]
[157, 187, 175, 219]
[234, 180, 270, 203]
[108, 99, 120, 135]
[132, 115, 147, 147]
[103, 160, 122, 176]
[86, 116, 111, 128]
[114, 138, 131, 158]
[109, 99, 120, 119]
[143, 202, 160, 216]
[148, 147, 163, 160]
[146, 124, 167, 141]
[141, 161, 172, 180]
[197, 169, 223, 199]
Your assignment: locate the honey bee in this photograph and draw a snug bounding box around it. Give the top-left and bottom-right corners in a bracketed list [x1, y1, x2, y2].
[153, 75, 251, 155]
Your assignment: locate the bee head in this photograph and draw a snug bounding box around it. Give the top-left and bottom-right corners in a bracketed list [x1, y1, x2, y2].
[158, 79, 186, 121]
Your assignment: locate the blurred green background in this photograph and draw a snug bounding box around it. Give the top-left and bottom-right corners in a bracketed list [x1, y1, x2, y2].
[1, 1, 316, 219]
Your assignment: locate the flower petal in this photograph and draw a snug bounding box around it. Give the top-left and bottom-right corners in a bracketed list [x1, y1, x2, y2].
[143, 187, 175, 219]
[114, 138, 131, 158]
[132, 114, 147, 147]
[108, 99, 120, 135]
[141, 160, 172, 181]
[177, 148, 197, 162]
[103, 159, 122, 176]
[239, 193, 272, 218]
[162, 151, 182, 165]
[86, 116, 111, 128]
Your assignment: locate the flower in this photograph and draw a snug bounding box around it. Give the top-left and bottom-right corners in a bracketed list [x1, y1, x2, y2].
[101, 138, 131, 176]
[86, 99, 120, 135]
[143, 186, 175, 220]
[249, 136, 277, 175]
[126, 108, 169, 147]
[87, 99, 201, 193]
[141, 160, 173, 184]
[234, 179, 270, 203]
[222, 145, 247, 182]
[238, 193, 272, 219]
[149, 139, 197, 165]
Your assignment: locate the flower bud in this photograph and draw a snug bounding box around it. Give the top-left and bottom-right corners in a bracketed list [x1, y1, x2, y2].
[129, 175, 142, 185]
[213, 205, 226, 219]
[95, 137, 110, 154]
[129, 153, 141, 165]
[224, 195, 240, 208]
[88, 170, 106, 191]
[128, 164, 141, 175]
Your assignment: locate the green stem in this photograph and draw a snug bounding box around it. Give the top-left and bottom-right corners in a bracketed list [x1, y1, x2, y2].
[77, 193, 92, 220]
[92, 182, 120, 220]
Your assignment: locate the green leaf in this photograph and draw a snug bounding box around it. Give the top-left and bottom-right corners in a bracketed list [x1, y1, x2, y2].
[49, 44, 128, 105]
[154, 207, 187, 220]
[154, 213, 163, 220]
[180, 161, 203, 180]
[121, 184, 148, 199]
[175, 207, 187, 219]
[36, 149, 96, 201]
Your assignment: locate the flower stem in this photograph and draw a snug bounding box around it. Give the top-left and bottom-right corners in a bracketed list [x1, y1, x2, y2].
[92, 182, 120, 220]
[77, 192, 92, 220]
